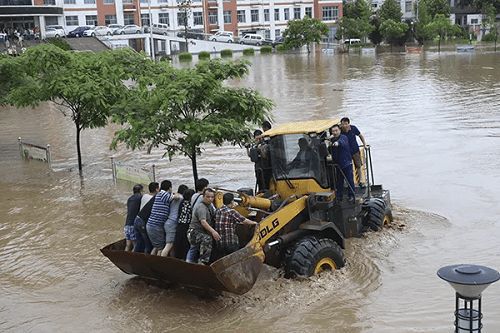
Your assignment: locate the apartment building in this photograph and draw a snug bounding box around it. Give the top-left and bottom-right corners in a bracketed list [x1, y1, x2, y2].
[0, 0, 342, 40]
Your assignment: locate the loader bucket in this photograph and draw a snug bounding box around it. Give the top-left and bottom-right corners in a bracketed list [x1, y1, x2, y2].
[101, 239, 264, 295]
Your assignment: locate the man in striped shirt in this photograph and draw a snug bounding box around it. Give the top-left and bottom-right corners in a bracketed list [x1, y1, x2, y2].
[146, 180, 181, 255]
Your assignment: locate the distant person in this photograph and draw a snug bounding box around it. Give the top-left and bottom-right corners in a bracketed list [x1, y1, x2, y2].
[340, 117, 367, 187]
[262, 120, 272, 132]
[215, 193, 257, 256]
[141, 182, 159, 210]
[174, 188, 195, 260]
[186, 178, 209, 262]
[330, 124, 355, 203]
[133, 182, 159, 253]
[124, 184, 143, 251]
[289, 137, 313, 170]
[160, 184, 188, 257]
[187, 188, 219, 265]
[146, 180, 179, 255]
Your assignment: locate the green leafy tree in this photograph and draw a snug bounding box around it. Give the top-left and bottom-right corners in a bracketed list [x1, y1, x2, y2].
[481, 3, 498, 50]
[425, 0, 451, 18]
[379, 0, 403, 22]
[474, 0, 500, 13]
[338, 0, 373, 43]
[111, 59, 274, 183]
[380, 19, 409, 48]
[282, 16, 329, 53]
[345, 0, 372, 20]
[368, 16, 383, 45]
[1, 44, 145, 172]
[425, 13, 456, 52]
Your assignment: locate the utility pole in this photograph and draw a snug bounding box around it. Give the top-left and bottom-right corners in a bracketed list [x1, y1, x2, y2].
[147, 0, 155, 60]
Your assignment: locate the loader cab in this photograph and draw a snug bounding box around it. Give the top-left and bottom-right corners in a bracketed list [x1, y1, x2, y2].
[263, 119, 338, 198]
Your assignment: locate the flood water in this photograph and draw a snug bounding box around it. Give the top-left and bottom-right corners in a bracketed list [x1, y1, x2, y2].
[1, 50, 499, 332]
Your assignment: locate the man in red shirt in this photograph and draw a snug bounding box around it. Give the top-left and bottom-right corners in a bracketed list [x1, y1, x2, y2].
[215, 193, 257, 256]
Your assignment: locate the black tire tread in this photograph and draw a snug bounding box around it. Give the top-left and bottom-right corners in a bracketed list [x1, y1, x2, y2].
[362, 198, 387, 231]
[285, 236, 345, 278]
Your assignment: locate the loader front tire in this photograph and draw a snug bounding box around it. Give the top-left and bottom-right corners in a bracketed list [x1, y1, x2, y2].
[285, 236, 345, 278]
[362, 198, 386, 231]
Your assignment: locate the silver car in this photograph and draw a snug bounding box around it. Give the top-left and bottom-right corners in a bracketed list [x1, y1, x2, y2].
[115, 25, 143, 35]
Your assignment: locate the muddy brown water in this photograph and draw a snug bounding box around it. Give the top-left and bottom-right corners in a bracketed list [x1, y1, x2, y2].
[1, 51, 499, 332]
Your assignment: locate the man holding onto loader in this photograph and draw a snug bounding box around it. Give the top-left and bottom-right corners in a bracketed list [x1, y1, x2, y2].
[330, 124, 356, 203]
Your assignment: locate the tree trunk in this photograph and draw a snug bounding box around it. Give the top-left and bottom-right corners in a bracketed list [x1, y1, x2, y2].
[438, 37, 441, 53]
[307, 43, 310, 53]
[76, 124, 83, 173]
[190, 148, 198, 184]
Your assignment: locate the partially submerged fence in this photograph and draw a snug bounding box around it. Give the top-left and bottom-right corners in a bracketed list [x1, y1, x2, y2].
[111, 157, 156, 185]
[18, 137, 52, 168]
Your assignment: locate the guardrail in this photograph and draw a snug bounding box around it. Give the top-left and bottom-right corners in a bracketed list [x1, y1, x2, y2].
[18, 137, 51, 168]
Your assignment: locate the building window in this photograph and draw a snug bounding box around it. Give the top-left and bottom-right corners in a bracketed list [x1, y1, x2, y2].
[103, 0, 114, 4]
[85, 15, 97, 26]
[105, 15, 117, 25]
[141, 13, 150, 26]
[209, 11, 218, 25]
[64, 0, 76, 4]
[251, 9, 259, 22]
[471, 18, 478, 24]
[124, 13, 135, 25]
[305, 7, 312, 17]
[177, 12, 187, 27]
[193, 12, 203, 25]
[264, 9, 270, 22]
[265, 30, 270, 39]
[159, 13, 169, 25]
[294, 7, 300, 19]
[65, 16, 78, 26]
[284, 8, 290, 20]
[274, 8, 280, 21]
[223, 10, 231, 24]
[44, 0, 56, 5]
[275, 29, 280, 37]
[83, 0, 95, 4]
[237, 10, 246, 23]
[321, 6, 338, 21]
[405, 1, 412, 13]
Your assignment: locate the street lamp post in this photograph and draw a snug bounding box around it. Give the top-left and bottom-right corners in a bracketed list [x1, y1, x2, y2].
[147, 0, 155, 60]
[437, 264, 500, 333]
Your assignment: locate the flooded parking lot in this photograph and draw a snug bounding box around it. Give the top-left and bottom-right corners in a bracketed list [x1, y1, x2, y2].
[0, 50, 499, 332]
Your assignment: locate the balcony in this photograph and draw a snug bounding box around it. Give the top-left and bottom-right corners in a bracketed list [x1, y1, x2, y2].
[123, 1, 136, 11]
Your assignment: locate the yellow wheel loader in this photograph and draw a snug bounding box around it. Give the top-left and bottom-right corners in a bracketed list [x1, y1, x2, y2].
[101, 119, 392, 294]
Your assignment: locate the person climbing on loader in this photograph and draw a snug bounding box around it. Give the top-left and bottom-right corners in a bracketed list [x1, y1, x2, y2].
[102, 119, 392, 295]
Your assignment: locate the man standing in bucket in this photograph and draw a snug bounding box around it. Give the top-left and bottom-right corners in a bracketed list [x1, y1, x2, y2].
[340, 117, 367, 187]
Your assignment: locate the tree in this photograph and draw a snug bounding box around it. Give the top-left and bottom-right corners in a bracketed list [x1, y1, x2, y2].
[111, 59, 274, 183]
[282, 16, 329, 53]
[414, 0, 433, 43]
[425, 13, 456, 52]
[1, 44, 145, 172]
[481, 3, 498, 50]
[178, 0, 192, 52]
[368, 16, 383, 45]
[379, 0, 403, 22]
[425, 0, 451, 18]
[338, 0, 373, 44]
[380, 19, 409, 48]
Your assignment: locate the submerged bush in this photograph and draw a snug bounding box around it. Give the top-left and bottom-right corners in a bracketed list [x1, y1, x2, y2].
[243, 48, 255, 56]
[275, 45, 286, 52]
[198, 51, 210, 60]
[46, 38, 71, 51]
[260, 46, 273, 54]
[220, 49, 233, 57]
[178, 52, 193, 62]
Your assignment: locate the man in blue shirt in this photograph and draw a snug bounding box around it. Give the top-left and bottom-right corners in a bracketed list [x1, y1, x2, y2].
[124, 184, 143, 251]
[340, 117, 367, 187]
[330, 124, 355, 203]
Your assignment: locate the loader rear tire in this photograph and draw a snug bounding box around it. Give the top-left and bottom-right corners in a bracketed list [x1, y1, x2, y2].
[285, 236, 344, 278]
[362, 198, 386, 231]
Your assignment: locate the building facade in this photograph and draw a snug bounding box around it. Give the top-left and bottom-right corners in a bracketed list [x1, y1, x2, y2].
[0, 0, 342, 40]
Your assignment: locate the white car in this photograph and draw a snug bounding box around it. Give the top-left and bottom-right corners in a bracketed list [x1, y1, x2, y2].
[107, 24, 123, 34]
[239, 33, 264, 46]
[45, 25, 66, 38]
[211, 31, 234, 43]
[83, 26, 112, 37]
[114, 25, 143, 35]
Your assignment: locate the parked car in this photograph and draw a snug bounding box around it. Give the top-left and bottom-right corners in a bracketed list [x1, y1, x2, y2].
[114, 25, 143, 35]
[84, 26, 112, 37]
[272, 36, 284, 47]
[67, 26, 91, 38]
[210, 31, 233, 43]
[177, 29, 204, 40]
[45, 25, 66, 38]
[344, 38, 361, 45]
[239, 33, 264, 46]
[152, 23, 169, 35]
[107, 24, 123, 34]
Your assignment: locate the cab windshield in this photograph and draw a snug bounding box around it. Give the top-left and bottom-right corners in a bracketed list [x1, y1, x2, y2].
[269, 134, 327, 187]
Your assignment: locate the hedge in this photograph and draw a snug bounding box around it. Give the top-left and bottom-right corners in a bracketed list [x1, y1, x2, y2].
[198, 51, 210, 60]
[178, 52, 193, 62]
[243, 48, 255, 56]
[260, 45, 273, 53]
[275, 45, 286, 52]
[220, 49, 233, 57]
